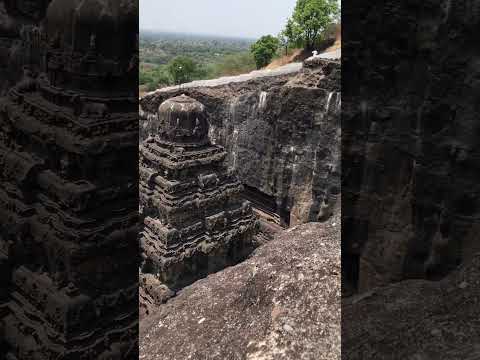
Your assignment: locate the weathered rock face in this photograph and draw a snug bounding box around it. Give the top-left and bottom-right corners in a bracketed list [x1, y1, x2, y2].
[139, 95, 257, 292]
[342, 0, 480, 293]
[140, 214, 341, 360]
[343, 253, 480, 359]
[140, 59, 341, 228]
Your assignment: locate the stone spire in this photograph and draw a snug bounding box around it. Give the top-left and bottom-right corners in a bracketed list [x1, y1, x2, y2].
[155, 94, 209, 145]
[140, 95, 257, 294]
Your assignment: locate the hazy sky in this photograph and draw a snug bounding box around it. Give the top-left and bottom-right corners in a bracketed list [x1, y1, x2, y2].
[140, 0, 297, 39]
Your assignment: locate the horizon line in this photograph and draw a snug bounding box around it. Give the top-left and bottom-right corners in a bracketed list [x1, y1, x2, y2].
[139, 28, 261, 41]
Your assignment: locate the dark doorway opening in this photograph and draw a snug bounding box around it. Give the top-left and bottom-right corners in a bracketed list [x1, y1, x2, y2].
[242, 184, 289, 227]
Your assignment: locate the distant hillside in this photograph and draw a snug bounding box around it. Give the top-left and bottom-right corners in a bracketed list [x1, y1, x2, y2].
[139, 31, 257, 92]
[140, 31, 255, 66]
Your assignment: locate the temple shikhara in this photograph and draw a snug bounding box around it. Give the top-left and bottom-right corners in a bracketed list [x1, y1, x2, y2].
[140, 95, 257, 292]
[0, 0, 139, 358]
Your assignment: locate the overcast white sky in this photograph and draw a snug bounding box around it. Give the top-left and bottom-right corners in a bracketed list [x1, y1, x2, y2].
[139, 0, 297, 39]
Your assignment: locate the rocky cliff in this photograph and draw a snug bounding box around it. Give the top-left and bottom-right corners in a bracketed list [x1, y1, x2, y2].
[140, 58, 340, 227]
[343, 0, 480, 292]
[140, 212, 340, 360]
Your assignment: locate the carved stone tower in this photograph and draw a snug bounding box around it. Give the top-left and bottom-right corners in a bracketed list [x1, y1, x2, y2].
[0, 0, 139, 358]
[140, 95, 257, 290]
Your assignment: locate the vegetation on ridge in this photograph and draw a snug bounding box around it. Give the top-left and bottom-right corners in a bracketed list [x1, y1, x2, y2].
[139, 32, 256, 92]
[250, 35, 280, 69]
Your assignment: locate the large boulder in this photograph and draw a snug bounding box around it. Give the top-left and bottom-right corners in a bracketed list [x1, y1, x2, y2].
[140, 214, 340, 360]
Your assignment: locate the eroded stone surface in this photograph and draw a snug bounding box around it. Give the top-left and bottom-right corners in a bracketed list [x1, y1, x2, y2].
[140, 212, 341, 360]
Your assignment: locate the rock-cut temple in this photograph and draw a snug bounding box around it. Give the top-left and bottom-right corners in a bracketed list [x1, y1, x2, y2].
[140, 95, 257, 289]
[0, 0, 139, 358]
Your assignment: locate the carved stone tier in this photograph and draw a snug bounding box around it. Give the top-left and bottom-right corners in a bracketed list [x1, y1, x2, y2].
[0, 0, 139, 358]
[2, 267, 137, 358]
[140, 95, 257, 289]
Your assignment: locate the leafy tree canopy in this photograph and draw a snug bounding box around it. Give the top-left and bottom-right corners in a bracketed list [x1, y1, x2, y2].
[288, 0, 339, 50]
[250, 35, 280, 69]
[282, 17, 301, 49]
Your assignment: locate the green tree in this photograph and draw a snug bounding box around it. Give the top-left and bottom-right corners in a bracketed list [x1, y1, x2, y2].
[250, 35, 280, 69]
[167, 56, 198, 85]
[282, 17, 301, 51]
[290, 0, 339, 50]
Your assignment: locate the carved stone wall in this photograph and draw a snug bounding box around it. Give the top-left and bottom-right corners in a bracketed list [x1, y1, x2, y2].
[139, 95, 257, 315]
[140, 59, 341, 228]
